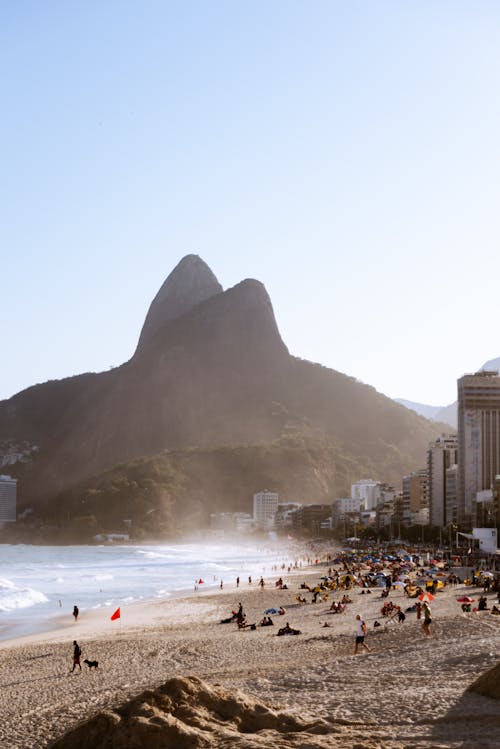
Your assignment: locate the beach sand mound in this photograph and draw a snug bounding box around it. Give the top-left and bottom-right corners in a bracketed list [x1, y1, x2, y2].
[48, 675, 334, 749]
[467, 661, 500, 700]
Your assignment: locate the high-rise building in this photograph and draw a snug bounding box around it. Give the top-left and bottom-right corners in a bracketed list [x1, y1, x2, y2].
[445, 464, 458, 526]
[253, 489, 279, 528]
[402, 469, 428, 525]
[457, 370, 500, 525]
[0, 475, 17, 522]
[427, 435, 458, 527]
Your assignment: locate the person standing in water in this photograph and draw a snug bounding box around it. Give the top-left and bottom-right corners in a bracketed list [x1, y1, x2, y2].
[72, 605, 79, 622]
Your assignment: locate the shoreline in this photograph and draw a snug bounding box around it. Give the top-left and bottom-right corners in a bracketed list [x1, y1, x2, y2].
[0, 560, 320, 650]
[0, 538, 313, 644]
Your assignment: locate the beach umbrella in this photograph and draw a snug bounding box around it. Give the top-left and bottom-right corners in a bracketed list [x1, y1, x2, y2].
[393, 581, 407, 588]
[456, 596, 475, 603]
[482, 572, 494, 578]
[418, 592, 434, 602]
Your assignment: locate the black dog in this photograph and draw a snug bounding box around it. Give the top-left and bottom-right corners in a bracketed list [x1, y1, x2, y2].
[83, 659, 99, 670]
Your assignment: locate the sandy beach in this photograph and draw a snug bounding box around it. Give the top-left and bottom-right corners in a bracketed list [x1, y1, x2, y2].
[1, 562, 499, 749]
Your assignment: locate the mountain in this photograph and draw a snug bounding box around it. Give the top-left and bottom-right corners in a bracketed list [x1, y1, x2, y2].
[394, 399, 442, 422]
[135, 254, 223, 354]
[396, 356, 500, 431]
[480, 356, 500, 373]
[0, 255, 445, 537]
[395, 398, 457, 429]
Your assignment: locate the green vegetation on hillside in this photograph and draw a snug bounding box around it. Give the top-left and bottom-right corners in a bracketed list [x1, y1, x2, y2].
[6, 435, 383, 542]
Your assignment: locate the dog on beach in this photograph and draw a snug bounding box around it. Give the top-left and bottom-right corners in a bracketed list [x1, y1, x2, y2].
[83, 659, 99, 670]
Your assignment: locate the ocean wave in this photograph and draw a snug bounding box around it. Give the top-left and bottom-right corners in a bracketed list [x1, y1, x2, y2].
[135, 550, 178, 561]
[0, 577, 49, 613]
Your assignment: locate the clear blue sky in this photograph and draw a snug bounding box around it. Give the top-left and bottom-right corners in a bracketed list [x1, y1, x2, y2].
[2, 1, 500, 406]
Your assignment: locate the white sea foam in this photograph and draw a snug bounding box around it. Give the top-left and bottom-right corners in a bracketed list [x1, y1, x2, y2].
[0, 577, 49, 612]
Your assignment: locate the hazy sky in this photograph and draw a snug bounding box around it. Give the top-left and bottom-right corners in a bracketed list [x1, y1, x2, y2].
[2, 2, 500, 406]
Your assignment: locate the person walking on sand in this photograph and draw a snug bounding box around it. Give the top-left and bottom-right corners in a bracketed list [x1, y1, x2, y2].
[71, 640, 82, 672]
[259, 577, 265, 590]
[422, 602, 432, 637]
[354, 614, 370, 654]
[72, 605, 79, 622]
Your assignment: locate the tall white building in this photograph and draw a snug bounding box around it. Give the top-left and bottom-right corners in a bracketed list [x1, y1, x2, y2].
[457, 371, 500, 525]
[0, 475, 17, 522]
[351, 479, 381, 511]
[427, 435, 458, 527]
[253, 489, 279, 529]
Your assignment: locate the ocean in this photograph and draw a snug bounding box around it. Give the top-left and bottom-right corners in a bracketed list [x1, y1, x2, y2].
[0, 540, 298, 641]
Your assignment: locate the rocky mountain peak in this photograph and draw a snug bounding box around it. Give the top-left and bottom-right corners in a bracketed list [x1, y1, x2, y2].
[135, 254, 223, 354]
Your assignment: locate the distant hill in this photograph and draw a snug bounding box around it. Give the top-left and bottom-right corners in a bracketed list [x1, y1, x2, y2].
[0, 255, 444, 536]
[396, 356, 500, 431]
[395, 399, 442, 421]
[8, 436, 372, 542]
[480, 356, 500, 373]
[395, 398, 457, 429]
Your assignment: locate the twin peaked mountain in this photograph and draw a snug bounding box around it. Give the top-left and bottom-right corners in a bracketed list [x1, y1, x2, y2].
[1, 255, 442, 515]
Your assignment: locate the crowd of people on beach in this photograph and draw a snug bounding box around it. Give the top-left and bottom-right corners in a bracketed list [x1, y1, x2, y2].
[212, 545, 500, 653]
[68, 544, 500, 676]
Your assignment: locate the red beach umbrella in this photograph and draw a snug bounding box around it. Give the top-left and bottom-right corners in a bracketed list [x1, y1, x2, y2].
[418, 592, 435, 602]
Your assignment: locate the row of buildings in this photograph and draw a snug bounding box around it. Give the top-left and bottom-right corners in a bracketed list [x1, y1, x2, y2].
[409, 369, 500, 531]
[211, 370, 500, 537]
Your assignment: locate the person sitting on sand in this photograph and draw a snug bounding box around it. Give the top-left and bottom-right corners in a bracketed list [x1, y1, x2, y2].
[329, 601, 345, 614]
[278, 606, 286, 615]
[277, 622, 301, 636]
[341, 594, 352, 604]
[295, 594, 307, 604]
[260, 616, 274, 626]
[491, 605, 500, 615]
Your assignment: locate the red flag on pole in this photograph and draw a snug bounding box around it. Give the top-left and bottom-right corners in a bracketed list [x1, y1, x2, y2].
[110, 607, 121, 621]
